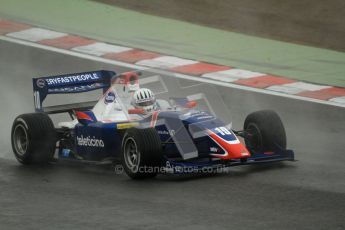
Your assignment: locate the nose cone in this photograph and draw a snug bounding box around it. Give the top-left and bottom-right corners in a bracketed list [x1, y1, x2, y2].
[207, 130, 250, 159]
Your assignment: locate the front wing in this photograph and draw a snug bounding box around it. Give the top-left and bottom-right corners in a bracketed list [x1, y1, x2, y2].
[163, 149, 295, 174]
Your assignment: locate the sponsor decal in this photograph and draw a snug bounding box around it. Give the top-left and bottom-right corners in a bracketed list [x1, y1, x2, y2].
[45, 73, 99, 86]
[104, 91, 116, 104]
[181, 111, 213, 120]
[157, 129, 176, 136]
[196, 115, 214, 120]
[116, 122, 139, 129]
[77, 135, 104, 148]
[47, 83, 102, 93]
[210, 147, 219, 153]
[33, 91, 41, 109]
[36, 79, 46, 88]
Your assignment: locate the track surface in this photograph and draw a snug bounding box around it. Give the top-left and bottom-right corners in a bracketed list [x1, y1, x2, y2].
[0, 41, 344, 230]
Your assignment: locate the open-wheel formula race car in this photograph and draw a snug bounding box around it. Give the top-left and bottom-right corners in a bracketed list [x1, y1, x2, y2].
[11, 70, 294, 179]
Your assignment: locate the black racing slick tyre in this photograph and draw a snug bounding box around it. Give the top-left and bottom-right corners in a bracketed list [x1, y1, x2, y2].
[11, 113, 56, 164]
[121, 128, 162, 179]
[244, 110, 286, 153]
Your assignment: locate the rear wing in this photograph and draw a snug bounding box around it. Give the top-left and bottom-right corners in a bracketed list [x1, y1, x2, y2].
[32, 70, 116, 113]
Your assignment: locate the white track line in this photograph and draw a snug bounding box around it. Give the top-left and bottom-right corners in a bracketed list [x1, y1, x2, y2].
[0, 35, 344, 108]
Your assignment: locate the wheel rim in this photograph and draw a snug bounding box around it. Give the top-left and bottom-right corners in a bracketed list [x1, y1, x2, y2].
[124, 137, 140, 173]
[245, 123, 263, 153]
[13, 124, 28, 156]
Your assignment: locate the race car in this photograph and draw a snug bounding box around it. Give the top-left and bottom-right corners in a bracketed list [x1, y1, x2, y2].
[11, 70, 294, 179]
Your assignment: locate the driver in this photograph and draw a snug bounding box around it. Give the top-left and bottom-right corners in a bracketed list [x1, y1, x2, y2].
[132, 88, 158, 114]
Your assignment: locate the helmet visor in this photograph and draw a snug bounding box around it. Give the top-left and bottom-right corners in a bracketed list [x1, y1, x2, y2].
[137, 99, 155, 107]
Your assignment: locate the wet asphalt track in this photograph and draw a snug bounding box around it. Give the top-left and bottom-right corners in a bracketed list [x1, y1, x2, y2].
[0, 40, 344, 230]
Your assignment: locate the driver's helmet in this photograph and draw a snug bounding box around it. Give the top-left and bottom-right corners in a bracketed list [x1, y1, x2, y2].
[132, 88, 157, 114]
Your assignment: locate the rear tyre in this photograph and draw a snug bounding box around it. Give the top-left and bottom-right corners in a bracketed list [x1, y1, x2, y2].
[121, 128, 162, 179]
[244, 110, 286, 153]
[11, 113, 56, 164]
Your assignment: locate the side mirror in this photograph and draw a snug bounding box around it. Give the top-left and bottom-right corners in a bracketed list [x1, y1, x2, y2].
[128, 108, 145, 114]
[186, 101, 197, 108]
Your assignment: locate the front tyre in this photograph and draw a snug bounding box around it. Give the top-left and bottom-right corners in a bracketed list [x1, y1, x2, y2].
[121, 128, 162, 179]
[244, 110, 286, 153]
[11, 113, 56, 164]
